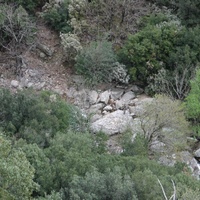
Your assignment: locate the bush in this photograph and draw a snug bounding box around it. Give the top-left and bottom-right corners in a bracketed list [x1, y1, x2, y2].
[69, 167, 138, 200]
[75, 40, 117, 85]
[148, 0, 200, 27]
[185, 68, 200, 137]
[60, 32, 82, 62]
[148, 61, 196, 100]
[0, 89, 87, 147]
[119, 12, 200, 97]
[42, 0, 72, 33]
[0, 4, 36, 52]
[121, 132, 148, 157]
[4, 0, 48, 13]
[118, 13, 182, 84]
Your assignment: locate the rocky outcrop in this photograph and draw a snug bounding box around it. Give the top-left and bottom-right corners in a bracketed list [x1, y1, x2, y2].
[7, 73, 200, 179]
[90, 110, 134, 136]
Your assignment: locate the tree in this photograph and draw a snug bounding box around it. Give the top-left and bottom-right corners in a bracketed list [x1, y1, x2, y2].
[0, 3, 36, 74]
[0, 134, 38, 199]
[136, 95, 189, 151]
[18, 142, 54, 196]
[69, 167, 138, 200]
[185, 68, 200, 137]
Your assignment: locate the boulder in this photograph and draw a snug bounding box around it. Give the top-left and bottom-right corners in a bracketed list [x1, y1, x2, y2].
[99, 90, 110, 104]
[120, 91, 135, 104]
[110, 88, 124, 100]
[88, 103, 104, 114]
[194, 148, 200, 158]
[88, 90, 98, 105]
[115, 99, 124, 109]
[90, 110, 134, 135]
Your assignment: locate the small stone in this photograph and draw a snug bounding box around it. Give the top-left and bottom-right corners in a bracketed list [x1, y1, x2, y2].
[39, 52, 46, 58]
[11, 80, 19, 88]
[103, 105, 113, 111]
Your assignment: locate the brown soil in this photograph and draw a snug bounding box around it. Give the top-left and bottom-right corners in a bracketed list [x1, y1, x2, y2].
[0, 20, 75, 95]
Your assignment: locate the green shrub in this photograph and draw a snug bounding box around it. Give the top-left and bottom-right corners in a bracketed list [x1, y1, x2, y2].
[119, 12, 200, 98]
[148, 0, 200, 27]
[4, 0, 48, 13]
[69, 167, 138, 200]
[42, 0, 72, 33]
[0, 89, 87, 147]
[118, 14, 181, 84]
[121, 132, 148, 157]
[185, 68, 200, 137]
[75, 40, 117, 85]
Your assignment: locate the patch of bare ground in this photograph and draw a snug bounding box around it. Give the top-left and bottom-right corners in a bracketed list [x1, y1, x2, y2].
[24, 21, 72, 86]
[0, 20, 75, 99]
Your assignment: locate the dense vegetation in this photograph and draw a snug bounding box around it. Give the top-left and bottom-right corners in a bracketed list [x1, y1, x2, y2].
[1, 0, 200, 199]
[0, 89, 199, 199]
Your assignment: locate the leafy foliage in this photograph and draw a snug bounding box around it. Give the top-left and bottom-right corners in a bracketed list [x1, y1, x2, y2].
[0, 135, 37, 199]
[42, 0, 72, 33]
[0, 89, 87, 147]
[185, 68, 200, 137]
[136, 95, 189, 151]
[75, 40, 117, 85]
[69, 167, 138, 200]
[4, 0, 48, 13]
[119, 12, 200, 98]
[148, 0, 200, 27]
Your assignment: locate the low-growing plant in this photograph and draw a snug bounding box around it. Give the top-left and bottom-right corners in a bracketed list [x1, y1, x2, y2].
[75, 40, 117, 85]
[60, 32, 82, 62]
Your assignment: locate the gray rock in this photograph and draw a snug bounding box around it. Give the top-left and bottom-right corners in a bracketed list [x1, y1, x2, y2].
[110, 89, 124, 100]
[90, 110, 134, 135]
[90, 114, 102, 123]
[121, 91, 135, 104]
[88, 103, 104, 114]
[39, 52, 46, 58]
[126, 85, 143, 94]
[27, 82, 34, 88]
[159, 156, 176, 167]
[179, 151, 193, 165]
[150, 141, 166, 153]
[103, 105, 113, 111]
[115, 100, 124, 109]
[73, 89, 90, 108]
[189, 158, 200, 180]
[66, 87, 77, 98]
[37, 43, 53, 56]
[88, 90, 98, 105]
[11, 80, 19, 88]
[194, 149, 200, 158]
[99, 90, 110, 104]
